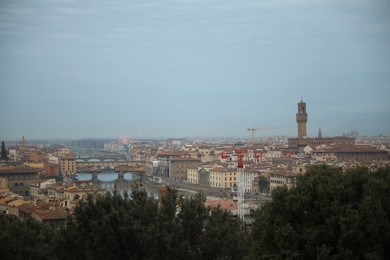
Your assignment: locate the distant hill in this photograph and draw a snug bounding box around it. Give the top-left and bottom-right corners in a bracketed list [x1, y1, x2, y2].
[327, 115, 390, 136]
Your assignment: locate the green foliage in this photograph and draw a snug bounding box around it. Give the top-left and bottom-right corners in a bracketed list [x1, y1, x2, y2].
[1, 141, 8, 161]
[1, 166, 389, 259]
[58, 189, 160, 260]
[201, 206, 250, 260]
[56, 188, 248, 259]
[258, 175, 269, 192]
[0, 214, 56, 260]
[250, 165, 390, 259]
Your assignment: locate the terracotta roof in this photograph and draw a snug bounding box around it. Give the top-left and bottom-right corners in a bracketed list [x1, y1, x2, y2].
[158, 151, 190, 156]
[169, 157, 200, 162]
[0, 166, 39, 174]
[330, 147, 387, 153]
[17, 202, 39, 213]
[0, 197, 18, 205]
[204, 199, 238, 212]
[270, 171, 295, 177]
[33, 207, 68, 220]
[210, 167, 234, 173]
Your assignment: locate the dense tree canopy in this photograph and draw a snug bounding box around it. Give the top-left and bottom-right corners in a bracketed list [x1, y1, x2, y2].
[250, 165, 390, 259]
[56, 187, 249, 260]
[1, 166, 389, 259]
[0, 214, 55, 260]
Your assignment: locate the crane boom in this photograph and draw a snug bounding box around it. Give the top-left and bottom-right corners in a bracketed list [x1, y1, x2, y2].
[247, 127, 279, 145]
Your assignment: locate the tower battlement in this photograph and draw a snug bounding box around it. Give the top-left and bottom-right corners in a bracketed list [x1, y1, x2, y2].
[288, 100, 355, 151]
[296, 100, 308, 139]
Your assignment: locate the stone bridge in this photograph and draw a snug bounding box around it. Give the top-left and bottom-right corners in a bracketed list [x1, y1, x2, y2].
[76, 160, 145, 172]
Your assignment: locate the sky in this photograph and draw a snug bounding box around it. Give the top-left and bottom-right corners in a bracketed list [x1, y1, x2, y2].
[1, 0, 389, 140]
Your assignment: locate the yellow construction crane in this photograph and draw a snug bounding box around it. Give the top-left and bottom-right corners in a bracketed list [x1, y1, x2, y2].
[247, 127, 279, 145]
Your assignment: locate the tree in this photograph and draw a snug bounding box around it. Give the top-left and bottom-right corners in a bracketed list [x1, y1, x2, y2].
[250, 165, 390, 259]
[56, 189, 160, 260]
[201, 206, 250, 260]
[1, 141, 8, 161]
[175, 193, 208, 259]
[0, 214, 56, 260]
[0, 185, 251, 259]
[258, 175, 269, 193]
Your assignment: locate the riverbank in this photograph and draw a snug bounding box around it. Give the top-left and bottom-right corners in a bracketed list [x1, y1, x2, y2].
[140, 176, 231, 199]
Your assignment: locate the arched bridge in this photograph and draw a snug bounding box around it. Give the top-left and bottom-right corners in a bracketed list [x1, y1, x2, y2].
[76, 160, 145, 172]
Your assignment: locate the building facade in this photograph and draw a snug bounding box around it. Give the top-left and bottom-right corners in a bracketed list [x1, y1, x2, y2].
[270, 172, 296, 190]
[288, 100, 355, 151]
[59, 154, 76, 177]
[169, 157, 200, 180]
[0, 167, 40, 196]
[332, 148, 388, 163]
[209, 167, 237, 189]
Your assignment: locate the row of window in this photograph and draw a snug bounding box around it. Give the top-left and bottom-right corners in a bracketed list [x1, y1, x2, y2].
[2, 174, 36, 179]
[271, 180, 286, 184]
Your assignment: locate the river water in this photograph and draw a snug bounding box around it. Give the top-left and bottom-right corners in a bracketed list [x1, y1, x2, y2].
[75, 172, 159, 198]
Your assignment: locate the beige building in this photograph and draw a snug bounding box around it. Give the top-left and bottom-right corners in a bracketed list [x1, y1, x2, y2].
[270, 171, 296, 190]
[187, 167, 198, 184]
[24, 161, 45, 169]
[198, 145, 214, 162]
[0, 177, 9, 193]
[30, 179, 56, 200]
[169, 157, 200, 180]
[64, 185, 105, 201]
[187, 168, 210, 185]
[59, 154, 76, 177]
[182, 145, 198, 158]
[209, 167, 237, 189]
[0, 167, 40, 196]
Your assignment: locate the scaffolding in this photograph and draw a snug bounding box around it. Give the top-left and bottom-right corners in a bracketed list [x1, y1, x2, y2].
[235, 149, 247, 222]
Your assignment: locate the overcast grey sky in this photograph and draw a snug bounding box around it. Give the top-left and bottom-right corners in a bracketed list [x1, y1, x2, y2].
[1, 0, 389, 140]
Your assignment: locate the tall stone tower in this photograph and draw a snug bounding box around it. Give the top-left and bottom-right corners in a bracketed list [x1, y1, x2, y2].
[296, 99, 308, 139]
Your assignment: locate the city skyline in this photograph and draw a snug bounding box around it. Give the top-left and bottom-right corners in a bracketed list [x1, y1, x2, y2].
[1, 0, 390, 139]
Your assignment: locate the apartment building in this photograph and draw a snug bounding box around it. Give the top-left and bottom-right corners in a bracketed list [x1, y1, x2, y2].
[209, 167, 237, 189]
[269, 171, 296, 190]
[187, 167, 198, 184]
[59, 153, 76, 177]
[187, 167, 210, 185]
[169, 157, 200, 180]
[0, 167, 40, 196]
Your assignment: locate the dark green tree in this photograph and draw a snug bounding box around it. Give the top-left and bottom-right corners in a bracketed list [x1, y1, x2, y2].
[258, 175, 269, 193]
[201, 205, 250, 260]
[0, 186, 251, 259]
[176, 193, 208, 259]
[56, 189, 160, 260]
[0, 214, 56, 260]
[1, 141, 8, 161]
[250, 165, 390, 259]
[156, 186, 182, 259]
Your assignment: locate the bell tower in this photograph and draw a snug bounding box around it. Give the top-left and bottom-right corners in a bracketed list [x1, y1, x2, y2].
[296, 99, 308, 139]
